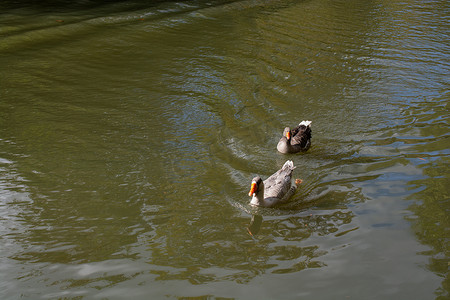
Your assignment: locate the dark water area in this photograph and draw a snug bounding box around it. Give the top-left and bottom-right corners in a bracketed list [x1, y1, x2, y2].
[0, 0, 449, 299]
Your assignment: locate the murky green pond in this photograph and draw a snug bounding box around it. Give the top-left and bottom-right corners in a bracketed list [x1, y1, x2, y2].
[0, 0, 448, 299]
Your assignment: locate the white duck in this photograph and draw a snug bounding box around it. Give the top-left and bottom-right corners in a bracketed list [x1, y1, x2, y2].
[248, 160, 302, 207]
[277, 120, 312, 154]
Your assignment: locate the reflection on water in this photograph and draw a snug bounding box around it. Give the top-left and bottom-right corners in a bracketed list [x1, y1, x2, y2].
[0, 0, 449, 299]
[247, 214, 262, 236]
[407, 166, 449, 299]
[402, 95, 450, 300]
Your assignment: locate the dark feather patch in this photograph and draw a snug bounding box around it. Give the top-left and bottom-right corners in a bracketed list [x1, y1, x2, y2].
[290, 125, 311, 148]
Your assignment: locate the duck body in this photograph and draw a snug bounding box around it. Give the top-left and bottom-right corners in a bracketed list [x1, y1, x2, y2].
[277, 120, 312, 154]
[248, 160, 302, 207]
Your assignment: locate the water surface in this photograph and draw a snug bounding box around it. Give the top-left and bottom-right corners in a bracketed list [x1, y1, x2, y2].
[0, 0, 449, 299]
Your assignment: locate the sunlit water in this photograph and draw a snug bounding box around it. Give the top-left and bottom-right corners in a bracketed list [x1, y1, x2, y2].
[0, 0, 448, 299]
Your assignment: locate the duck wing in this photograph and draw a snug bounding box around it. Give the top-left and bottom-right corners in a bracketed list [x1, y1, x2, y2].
[263, 161, 295, 199]
[291, 124, 312, 148]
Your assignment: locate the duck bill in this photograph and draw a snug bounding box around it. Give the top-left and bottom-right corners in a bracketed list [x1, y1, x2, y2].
[248, 182, 257, 196]
[286, 131, 291, 139]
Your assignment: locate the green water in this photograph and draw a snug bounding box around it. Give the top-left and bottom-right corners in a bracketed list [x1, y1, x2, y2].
[0, 0, 448, 299]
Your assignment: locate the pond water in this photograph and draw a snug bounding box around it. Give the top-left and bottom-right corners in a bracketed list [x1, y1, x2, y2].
[0, 0, 448, 299]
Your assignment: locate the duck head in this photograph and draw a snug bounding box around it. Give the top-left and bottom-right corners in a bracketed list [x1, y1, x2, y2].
[248, 176, 264, 202]
[249, 176, 268, 207]
[283, 127, 291, 140]
[249, 176, 263, 197]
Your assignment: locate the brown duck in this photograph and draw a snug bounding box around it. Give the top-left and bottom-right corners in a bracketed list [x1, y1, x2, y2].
[277, 120, 312, 154]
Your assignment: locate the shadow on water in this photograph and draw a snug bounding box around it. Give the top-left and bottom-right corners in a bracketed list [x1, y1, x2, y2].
[0, 0, 184, 9]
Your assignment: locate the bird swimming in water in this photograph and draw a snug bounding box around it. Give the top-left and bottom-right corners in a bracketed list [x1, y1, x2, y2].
[277, 120, 312, 154]
[248, 160, 302, 207]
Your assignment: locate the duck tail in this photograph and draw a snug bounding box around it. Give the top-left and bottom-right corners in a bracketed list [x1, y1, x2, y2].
[282, 160, 296, 170]
[299, 120, 312, 127]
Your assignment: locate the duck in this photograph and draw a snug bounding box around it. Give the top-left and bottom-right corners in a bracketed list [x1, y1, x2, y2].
[277, 120, 312, 154]
[248, 160, 302, 207]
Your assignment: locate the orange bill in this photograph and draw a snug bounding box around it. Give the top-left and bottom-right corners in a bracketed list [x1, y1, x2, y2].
[286, 131, 291, 139]
[248, 182, 257, 196]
